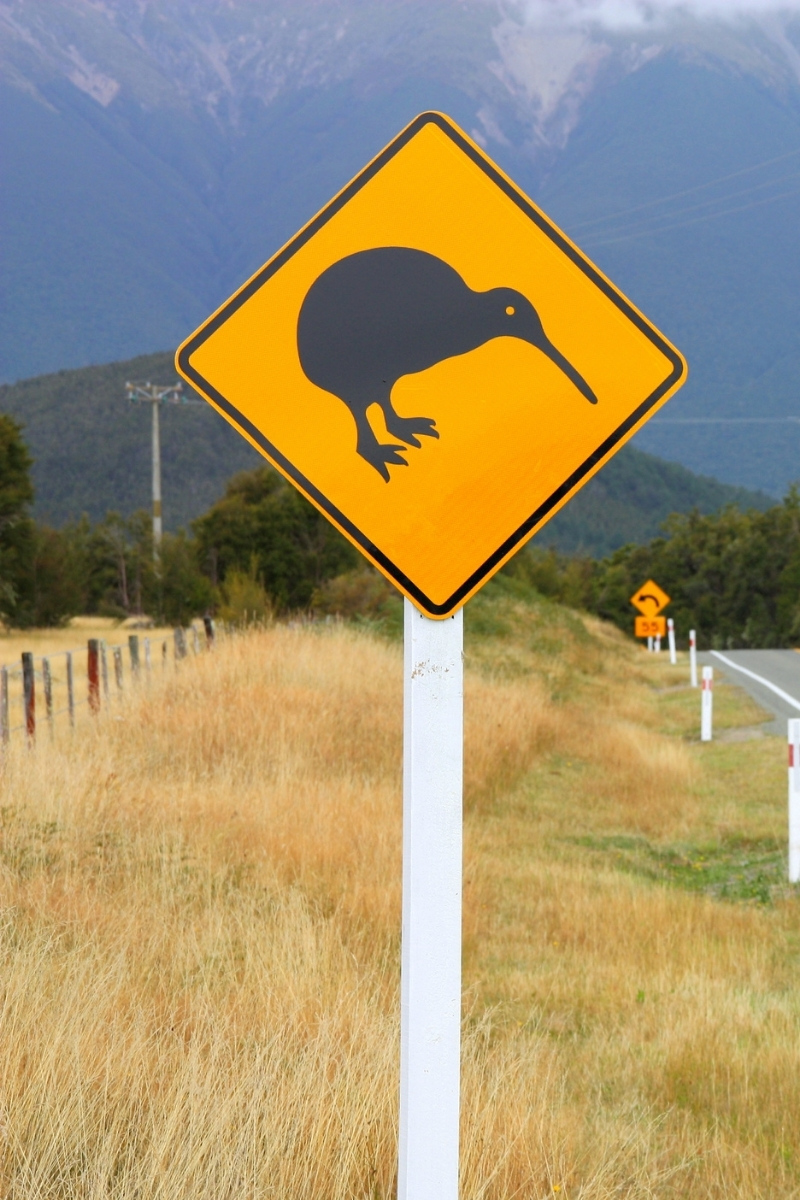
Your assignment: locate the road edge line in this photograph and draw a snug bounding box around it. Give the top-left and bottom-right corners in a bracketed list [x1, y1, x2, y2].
[711, 651, 800, 712]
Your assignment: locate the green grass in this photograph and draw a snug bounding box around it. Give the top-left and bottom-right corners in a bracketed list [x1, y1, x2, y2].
[572, 832, 791, 905]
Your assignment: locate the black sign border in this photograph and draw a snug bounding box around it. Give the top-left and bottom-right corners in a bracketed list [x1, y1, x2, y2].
[177, 111, 685, 617]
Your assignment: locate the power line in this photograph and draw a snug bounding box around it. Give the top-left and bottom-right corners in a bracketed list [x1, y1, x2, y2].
[584, 183, 800, 246]
[579, 168, 800, 241]
[569, 144, 800, 234]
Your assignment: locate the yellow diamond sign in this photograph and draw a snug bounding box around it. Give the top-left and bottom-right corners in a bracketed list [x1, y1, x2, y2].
[631, 580, 671, 617]
[176, 111, 687, 617]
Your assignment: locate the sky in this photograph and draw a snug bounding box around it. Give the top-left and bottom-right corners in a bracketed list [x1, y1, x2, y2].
[518, 0, 800, 29]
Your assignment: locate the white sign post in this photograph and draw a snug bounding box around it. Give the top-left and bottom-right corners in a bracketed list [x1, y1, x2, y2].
[689, 629, 697, 687]
[647, 636, 653, 653]
[398, 599, 463, 1200]
[667, 617, 677, 665]
[654, 634, 661, 654]
[788, 720, 800, 884]
[701, 665, 713, 742]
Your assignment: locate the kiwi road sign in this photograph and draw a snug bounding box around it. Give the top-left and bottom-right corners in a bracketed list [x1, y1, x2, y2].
[175, 111, 689, 1200]
[176, 110, 687, 618]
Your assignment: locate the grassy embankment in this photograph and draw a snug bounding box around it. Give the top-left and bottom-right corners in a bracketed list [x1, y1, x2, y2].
[0, 580, 797, 1198]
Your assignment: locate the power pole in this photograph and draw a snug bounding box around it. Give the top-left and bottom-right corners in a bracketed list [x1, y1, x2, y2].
[125, 380, 201, 560]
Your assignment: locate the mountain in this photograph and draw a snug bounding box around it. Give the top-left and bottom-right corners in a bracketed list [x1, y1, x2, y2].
[0, 350, 770, 554]
[0, 351, 261, 533]
[4, 2, 800, 494]
[539, 447, 771, 558]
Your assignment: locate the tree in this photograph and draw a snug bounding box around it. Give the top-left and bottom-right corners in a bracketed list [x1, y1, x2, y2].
[193, 467, 359, 611]
[0, 415, 33, 525]
[0, 416, 37, 623]
[157, 532, 215, 626]
[591, 492, 800, 648]
[23, 525, 85, 627]
[67, 511, 213, 625]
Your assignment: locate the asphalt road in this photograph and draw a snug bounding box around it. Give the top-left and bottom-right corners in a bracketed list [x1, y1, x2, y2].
[700, 649, 800, 734]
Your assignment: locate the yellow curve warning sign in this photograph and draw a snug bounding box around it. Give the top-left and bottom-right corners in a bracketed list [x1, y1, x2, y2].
[176, 111, 687, 618]
[631, 580, 671, 617]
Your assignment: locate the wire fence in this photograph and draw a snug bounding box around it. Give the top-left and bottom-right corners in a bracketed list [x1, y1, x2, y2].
[0, 617, 216, 745]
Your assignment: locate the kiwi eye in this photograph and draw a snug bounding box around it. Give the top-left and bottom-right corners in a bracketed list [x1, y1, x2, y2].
[505, 305, 515, 316]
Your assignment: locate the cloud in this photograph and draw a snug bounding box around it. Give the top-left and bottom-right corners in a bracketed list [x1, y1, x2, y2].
[517, 0, 800, 30]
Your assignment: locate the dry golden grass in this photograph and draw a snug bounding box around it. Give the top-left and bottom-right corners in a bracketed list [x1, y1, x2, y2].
[0, 585, 798, 1197]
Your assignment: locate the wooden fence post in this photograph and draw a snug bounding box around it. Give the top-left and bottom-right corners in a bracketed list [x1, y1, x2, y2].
[100, 641, 109, 705]
[88, 639, 100, 714]
[66, 651, 75, 728]
[203, 615, 215, 647]
[113, 647, 123, 694]
[174, 628, 187, 661]
[144, 637, 151, 678]
[192, 626, 200, 655]
[22, 652, 35, 743]
[42, 656, 54, 739]
[0, 666, 8, 745]
[129, 634, 140, 679]
[162, 640, 168, 670]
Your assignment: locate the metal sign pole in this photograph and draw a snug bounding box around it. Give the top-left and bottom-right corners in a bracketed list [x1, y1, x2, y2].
[398, 598, 463, 1200]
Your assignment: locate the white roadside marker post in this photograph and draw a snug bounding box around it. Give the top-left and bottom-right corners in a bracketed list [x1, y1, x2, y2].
[399, 599, 463, 1200]
[654, 634, 661, 654]
[647, 636, 653, 653]
[667, 617, 677, 665]
[701, 665, 713, 742]
[689, 629, 697, 687]
[788, 720, 800, 883]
